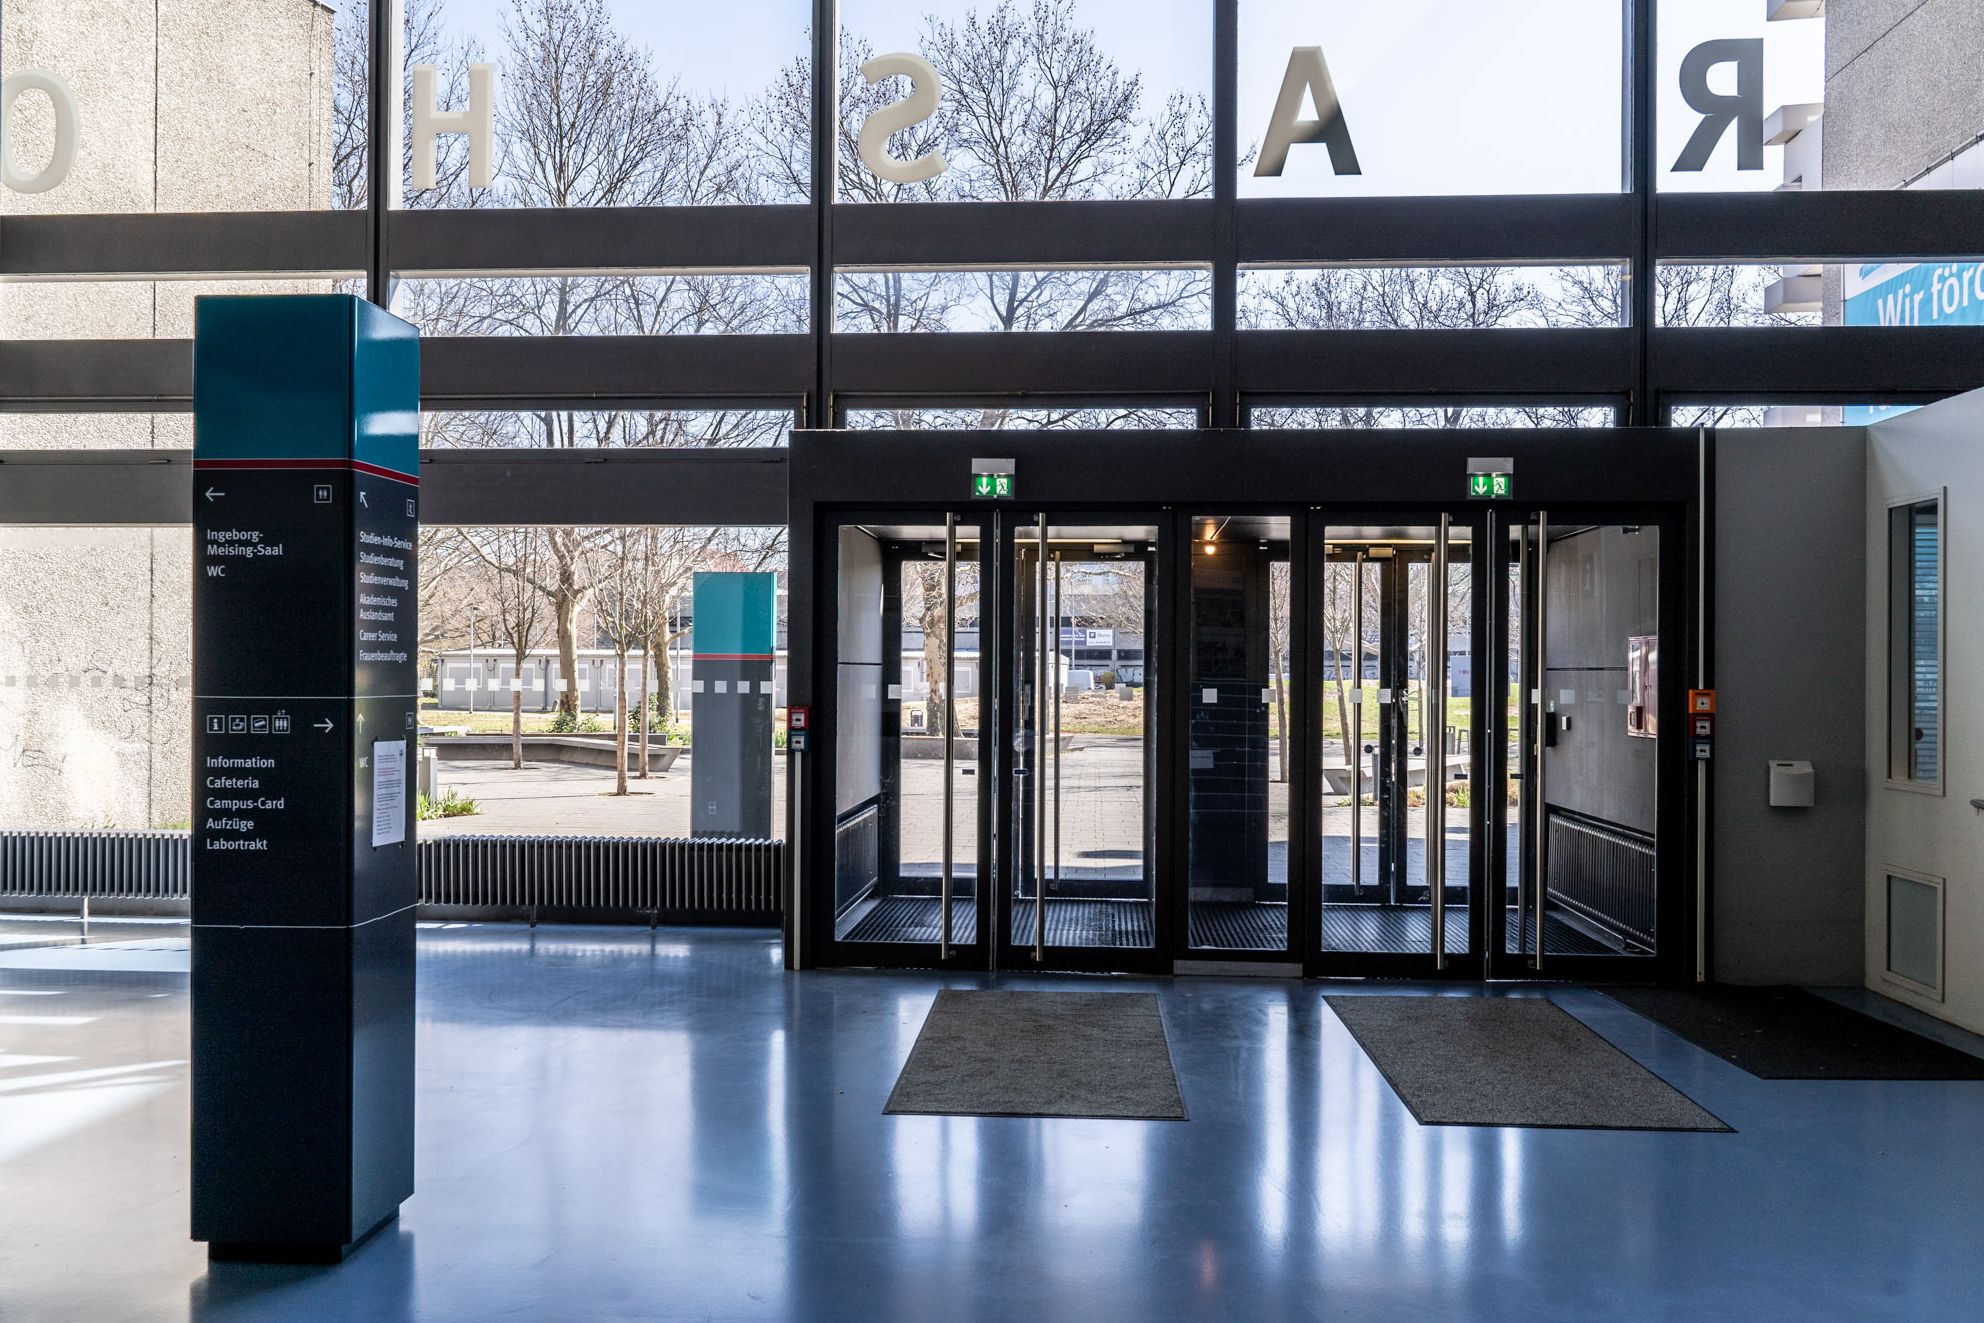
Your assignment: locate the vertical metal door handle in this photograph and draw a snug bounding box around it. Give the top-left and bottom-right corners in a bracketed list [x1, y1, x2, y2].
[1036, 513, 1048, 962]
[1351, 551, 1365, 896]
[1532, 511, 1549, 970]
[1053, 553, 1063, 891]
[941, 514, 956, 959]
[1431, 515, 1448, 970]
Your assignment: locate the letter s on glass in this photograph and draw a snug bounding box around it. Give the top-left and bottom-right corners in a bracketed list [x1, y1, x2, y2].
[1, 70, 81, 194]
[858, 53, 946, 185]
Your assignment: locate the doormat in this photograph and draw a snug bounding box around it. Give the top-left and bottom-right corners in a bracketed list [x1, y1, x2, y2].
[885, 990, 1187, 1120]
[1603, 985, 1984, 1081]
[1325, 995, 1730, 1131]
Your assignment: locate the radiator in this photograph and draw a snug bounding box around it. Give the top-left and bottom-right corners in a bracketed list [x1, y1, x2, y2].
[0, 830, 781, 923]
[0, 829, 191, 901]
[421, 835, 783, 919]
[1545, 811, 1657, 951]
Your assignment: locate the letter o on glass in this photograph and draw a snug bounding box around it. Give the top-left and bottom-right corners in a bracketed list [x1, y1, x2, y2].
[858, 53, 947, 185]
[1, 70, 81, 194]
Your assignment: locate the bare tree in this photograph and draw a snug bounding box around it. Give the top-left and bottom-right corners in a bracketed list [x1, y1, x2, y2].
[900, 558, 983, 737]
[588, 528, 644, 794]
[751, 0, 1213, 398]
[477, 528, 549, 767]
[333, 0, 484, 211]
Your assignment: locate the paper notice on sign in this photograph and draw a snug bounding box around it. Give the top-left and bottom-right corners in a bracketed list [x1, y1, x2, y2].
[372, 739, 407, 847]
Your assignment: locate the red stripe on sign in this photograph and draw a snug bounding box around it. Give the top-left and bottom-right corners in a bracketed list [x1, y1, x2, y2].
[194, 458, 348, 469]
[352, 459, 420, 486]
[194, 457, 419, 485]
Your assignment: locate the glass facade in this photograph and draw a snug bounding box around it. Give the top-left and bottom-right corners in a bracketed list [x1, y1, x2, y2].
[1239, 0, 1624, 197]
[839, 0, 1212, 203]
[6, 2, 1984, 875]
[388, 0, 811, 208]
[1240, 267, 1629, 331]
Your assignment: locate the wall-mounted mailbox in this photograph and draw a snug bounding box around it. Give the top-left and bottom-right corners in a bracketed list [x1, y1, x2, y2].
[1769, 760, 1815, 808]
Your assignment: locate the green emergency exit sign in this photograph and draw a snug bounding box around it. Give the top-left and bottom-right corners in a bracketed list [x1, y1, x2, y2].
[1468, 471, 1513, 499]
[971, 471, 1014, 499]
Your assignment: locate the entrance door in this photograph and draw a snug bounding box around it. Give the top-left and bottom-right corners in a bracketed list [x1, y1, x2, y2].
[1499, 511, 1683, 978]
[824, 513, 989, 967]
[997, 514, 1163, 971]
[1312, 515, 1480, 976]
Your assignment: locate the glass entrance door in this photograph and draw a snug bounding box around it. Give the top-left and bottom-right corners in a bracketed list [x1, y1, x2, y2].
[999, 515, 1161, 970]
[1314, 516, 1479, 975]
[1182, 514, 1296, 960]
[826, 514, 988, 965]
[1500, 512, 1673, 976]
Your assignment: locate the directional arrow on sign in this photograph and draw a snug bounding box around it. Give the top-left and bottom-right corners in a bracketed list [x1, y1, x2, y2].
[204, 487, 225, 502]
[356, 712, 366, 732]
[315, 718, 335, 733]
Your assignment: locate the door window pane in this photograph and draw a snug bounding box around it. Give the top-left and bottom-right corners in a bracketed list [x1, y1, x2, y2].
[834, 520, 983, 943]
[1186, 515, 1288, 953]
[1320, 524, 1469, 957]
[1888, 496, 1942, 786]
[1010, 521, 1156, 950]
[1511, 522, 1661, 958]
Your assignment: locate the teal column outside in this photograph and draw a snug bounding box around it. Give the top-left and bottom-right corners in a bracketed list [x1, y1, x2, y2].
[691, 572, 777, 839]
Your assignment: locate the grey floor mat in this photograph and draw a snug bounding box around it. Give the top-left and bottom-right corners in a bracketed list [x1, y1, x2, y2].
[886, 989, 1187, 1120]
[1326, 995, 1730, 1131]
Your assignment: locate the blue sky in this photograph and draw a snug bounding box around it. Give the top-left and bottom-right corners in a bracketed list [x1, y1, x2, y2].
[429, 0, 1827, 195]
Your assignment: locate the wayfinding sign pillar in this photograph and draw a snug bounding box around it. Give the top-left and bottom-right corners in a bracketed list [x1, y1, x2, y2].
[691, 571, 776, 837]
[190, 295, 420, 1261]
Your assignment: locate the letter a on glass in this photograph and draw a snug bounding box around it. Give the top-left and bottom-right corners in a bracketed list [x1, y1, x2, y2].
[1255, 47, 1361, 177]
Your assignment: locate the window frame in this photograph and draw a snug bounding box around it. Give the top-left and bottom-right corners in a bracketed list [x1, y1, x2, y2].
[1885, 489, 1947, 795]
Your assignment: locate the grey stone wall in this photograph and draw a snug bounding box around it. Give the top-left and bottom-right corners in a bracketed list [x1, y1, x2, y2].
[1825, 1, 1984, 189]
[0, 0, 336, 829]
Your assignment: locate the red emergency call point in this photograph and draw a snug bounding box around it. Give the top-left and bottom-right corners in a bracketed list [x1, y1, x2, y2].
[1688, 688, 1717, 715]
[789, 706, 809, 731]
[1692, 715, 1714, 738]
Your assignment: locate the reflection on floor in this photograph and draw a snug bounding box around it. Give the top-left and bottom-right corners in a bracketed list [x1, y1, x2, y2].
[4, 924, 1982, 1322]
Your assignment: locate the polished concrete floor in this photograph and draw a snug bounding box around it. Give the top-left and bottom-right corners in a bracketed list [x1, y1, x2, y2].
[2, 924, 1982, 1322]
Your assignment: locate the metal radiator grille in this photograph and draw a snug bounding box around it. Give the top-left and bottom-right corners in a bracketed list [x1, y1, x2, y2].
[0, 829, 189, 901]
[1546, 812, 1656, 952]
[421, 835, 783, 919]
[0, 830, 781, 923]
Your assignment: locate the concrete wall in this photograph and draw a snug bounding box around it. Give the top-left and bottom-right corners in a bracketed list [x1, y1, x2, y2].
[1713, 426, 1868, 985]
[1825, 0, 1984, 190]
[1865, 391, 1984, 1034]
[0, 0, 333, 830]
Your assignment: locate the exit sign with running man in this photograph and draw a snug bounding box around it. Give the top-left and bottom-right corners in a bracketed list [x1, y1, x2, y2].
[971, 458, 1015, 499]
[1467, 457, 1514, 499]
